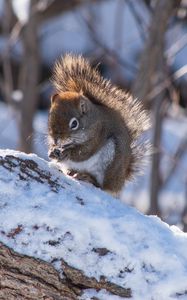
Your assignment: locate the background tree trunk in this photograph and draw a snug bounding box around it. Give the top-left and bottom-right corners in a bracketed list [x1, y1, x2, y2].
[132, 0, 181, 106]
[16, 0, 104, 153]
[18, 0, 40, 153]
[132, 0, 181, 216]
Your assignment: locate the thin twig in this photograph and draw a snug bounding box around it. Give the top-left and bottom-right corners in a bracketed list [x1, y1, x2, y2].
[126, 0, 147, 41]
[80, 11, 137, 73]
[114, 0, 125, 49]
[148, 65, 187, 100]
[161, 136, 187, 188]
[166, 33, 187, 61]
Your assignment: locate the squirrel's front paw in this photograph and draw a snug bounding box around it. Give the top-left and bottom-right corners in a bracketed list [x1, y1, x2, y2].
[48, 148, 69, 161]
[71, 172, 100, 187]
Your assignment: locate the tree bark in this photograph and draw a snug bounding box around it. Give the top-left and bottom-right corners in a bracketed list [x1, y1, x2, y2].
[0, 153, 132, 299]
[0, 242, 76, 300]
[0, 242, 131, 300]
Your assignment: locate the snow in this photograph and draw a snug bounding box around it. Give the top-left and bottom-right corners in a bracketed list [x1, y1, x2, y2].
[12, 0, 30, 24]
[82, 289, 124, 300]
[0, 1, 187, 296]
[12, 90, 23, 102]
[1, 149, 187, 299]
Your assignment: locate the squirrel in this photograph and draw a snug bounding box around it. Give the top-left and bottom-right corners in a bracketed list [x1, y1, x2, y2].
[48, 54, 150, 196]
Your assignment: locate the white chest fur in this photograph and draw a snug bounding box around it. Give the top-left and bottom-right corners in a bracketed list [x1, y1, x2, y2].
[60, 139, 115, 185]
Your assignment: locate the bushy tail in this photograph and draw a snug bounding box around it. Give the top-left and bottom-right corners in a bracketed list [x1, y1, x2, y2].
[52, 54, 151, 176]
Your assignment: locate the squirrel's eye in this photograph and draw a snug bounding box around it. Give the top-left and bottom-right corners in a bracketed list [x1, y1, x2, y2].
[69, 117, 79, 130]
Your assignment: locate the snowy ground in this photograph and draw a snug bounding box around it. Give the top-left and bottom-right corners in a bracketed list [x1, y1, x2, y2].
[0, 149, 187, 300]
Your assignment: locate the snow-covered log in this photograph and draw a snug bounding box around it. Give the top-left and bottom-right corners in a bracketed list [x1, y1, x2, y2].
[0, 150, 187, 300]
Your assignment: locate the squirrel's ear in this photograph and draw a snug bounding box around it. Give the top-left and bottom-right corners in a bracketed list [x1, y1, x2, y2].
[79, 96, 90, 115]
[51, 94, 59, 105]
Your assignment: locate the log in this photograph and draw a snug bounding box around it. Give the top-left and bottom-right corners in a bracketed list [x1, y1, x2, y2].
[0, 149, 187, 299]
[0, 242, 131, 299]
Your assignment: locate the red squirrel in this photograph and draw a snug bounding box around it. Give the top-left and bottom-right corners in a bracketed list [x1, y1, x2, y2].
[48, 54, 150, 196]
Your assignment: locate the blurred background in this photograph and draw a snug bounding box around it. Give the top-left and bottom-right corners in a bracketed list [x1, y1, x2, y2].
[0, 0, 187, 230]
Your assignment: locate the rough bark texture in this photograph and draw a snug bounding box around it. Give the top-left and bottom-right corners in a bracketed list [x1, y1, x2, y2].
[0, 153, 132, 300]
[0, 242, 76, 300]
[0, 242, 131, 300]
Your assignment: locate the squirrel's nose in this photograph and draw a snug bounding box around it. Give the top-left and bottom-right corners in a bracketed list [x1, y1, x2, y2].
[48, 148, 61, 159]
[53, 148, 61, 157]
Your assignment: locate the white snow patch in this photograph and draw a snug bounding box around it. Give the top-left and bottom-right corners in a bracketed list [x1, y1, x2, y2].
[1, 149, 187, 299]
[12, 0, 30, 24]
[12, 90, 23, 102]
[80, 289, 124, 300]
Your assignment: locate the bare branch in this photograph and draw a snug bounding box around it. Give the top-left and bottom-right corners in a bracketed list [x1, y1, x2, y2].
[114, 0, 125, 50]
[81, 11, 137, 73]
[37, 0, 104, 23]
[161, 136, 187, 188]
[126, 0, 147, 41]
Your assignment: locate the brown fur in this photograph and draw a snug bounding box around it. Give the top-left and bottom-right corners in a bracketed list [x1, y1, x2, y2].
[48, 54, 150, 195]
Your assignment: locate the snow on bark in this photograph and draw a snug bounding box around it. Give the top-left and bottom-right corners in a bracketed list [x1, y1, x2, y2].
[0, 149, 187, 300]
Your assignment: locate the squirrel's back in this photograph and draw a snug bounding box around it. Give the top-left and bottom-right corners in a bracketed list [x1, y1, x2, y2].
[51, 54, 150, 179]
[52, 55, 149, 138]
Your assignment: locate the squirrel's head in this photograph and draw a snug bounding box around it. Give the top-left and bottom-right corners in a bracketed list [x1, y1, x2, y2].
[48, 91, 101, 160]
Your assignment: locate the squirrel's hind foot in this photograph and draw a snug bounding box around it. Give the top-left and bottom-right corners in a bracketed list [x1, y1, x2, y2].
[67, 170, 100, 188]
